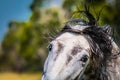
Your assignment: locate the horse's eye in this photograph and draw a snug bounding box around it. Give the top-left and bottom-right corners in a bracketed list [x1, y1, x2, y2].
[80, 55, 88, 62]
[48, 44, 53, 51]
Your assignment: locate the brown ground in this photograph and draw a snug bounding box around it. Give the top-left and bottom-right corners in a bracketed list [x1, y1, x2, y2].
[0, 72, 42, 80]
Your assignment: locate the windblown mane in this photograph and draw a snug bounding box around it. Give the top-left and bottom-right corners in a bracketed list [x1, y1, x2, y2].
[60, 20, 113, 80]
[83, 26, 112, 80]
[56, 5, 119, 80]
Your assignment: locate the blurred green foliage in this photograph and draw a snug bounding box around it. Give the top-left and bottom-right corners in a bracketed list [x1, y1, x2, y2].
[0, 0, 120, 72]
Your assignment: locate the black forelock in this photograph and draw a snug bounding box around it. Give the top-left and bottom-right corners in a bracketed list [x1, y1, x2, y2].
[59, 18, 113, 80]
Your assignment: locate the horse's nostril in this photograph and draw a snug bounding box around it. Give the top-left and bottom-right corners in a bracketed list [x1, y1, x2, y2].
[42, 71, 46, 75]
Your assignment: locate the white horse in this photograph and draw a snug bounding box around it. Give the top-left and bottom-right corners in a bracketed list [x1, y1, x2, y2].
[42, 10, 120, 80]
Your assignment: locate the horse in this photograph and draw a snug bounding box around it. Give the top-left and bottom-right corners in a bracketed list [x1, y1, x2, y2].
[41, 8, 120, 80]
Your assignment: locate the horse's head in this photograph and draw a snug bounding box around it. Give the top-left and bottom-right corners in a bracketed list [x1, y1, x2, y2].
[42, 19, 93, 80]
[42, 18, 117, 80]
[42, 6, 120, 79]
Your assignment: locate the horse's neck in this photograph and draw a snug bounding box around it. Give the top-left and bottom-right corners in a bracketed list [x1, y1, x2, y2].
[81, 41, 120, 80]
[106, 41, 120, 80]
[107, 57, 120, 80]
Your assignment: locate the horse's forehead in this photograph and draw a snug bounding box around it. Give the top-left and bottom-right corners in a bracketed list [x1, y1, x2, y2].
[54, 32, 90, 49]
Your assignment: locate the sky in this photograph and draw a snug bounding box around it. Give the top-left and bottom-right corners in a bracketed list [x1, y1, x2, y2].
[44, 0, 62, 7]
[0, 0, 62, 42]
[0, 0, 33, 42]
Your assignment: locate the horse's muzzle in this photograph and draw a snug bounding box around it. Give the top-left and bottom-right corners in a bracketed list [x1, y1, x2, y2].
[41, 75, 47, 80]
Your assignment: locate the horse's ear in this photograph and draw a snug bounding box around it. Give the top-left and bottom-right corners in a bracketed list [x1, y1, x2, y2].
[61, 25, 72, 32]
[102, 25, 113, 36]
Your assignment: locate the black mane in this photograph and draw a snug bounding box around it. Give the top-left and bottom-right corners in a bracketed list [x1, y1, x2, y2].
[59, 6, 113, 80]
[60, 21, 113, 80]
[83, 26, 112, 80]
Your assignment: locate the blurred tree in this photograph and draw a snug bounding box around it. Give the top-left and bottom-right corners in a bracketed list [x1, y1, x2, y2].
[1, 0, 120, 72]
[62, 0, 120, 43]
[1, 0, 63, 72]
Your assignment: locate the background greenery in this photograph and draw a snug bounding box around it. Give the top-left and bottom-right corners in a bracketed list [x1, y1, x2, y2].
[0, 0, 120, 73]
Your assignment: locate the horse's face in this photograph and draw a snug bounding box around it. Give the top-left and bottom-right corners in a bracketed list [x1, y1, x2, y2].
[42, 32, 91, 80]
